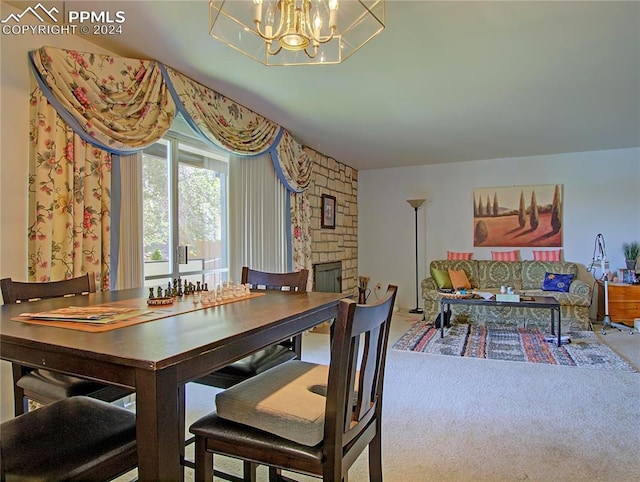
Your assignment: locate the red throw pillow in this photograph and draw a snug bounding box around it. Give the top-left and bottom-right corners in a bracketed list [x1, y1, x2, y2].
[491, 250, 520, 261]
[532, 250, 562, 262]
[447, 251, 473, 260]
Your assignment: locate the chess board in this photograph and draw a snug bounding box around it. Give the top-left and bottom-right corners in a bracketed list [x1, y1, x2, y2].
[13, 292, 266, 332]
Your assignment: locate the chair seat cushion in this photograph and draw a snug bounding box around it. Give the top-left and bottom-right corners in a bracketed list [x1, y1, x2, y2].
[190, 411, 324, 466]
[217, 344, 298, 377]
[1, 396, 137, 481]
[16, 369, 127, 402]
[215, 360, 329, 447]
[194, 344, 298, 389]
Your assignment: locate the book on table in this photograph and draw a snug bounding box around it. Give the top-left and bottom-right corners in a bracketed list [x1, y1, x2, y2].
[18, 306, 149, 324]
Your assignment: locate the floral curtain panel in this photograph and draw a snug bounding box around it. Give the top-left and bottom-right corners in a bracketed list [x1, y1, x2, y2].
[28, 86, 112, 289]
[290, 191, 312, 282]
[278, 131, 313, 279]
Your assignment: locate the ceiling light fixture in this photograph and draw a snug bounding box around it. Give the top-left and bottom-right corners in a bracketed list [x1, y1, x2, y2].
[209, 0, 385, 66]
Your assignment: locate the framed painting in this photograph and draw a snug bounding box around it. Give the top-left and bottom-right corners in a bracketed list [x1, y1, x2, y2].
[321, 194, 336, 229]
[473, 184, 563, 247]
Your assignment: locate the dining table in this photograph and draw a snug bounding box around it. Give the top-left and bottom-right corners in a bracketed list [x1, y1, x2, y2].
[0, 287, 345, 481]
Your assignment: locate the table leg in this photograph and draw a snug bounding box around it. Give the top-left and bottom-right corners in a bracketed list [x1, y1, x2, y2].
[440, 300, 445, 338]
[135, 366, 183, 482]
[557, 308, 562, 347]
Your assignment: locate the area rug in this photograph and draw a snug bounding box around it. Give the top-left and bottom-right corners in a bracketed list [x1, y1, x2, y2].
[392, 322, 636, 372]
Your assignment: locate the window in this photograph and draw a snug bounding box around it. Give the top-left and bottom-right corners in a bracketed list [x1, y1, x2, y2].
[142, 116, 229, 289]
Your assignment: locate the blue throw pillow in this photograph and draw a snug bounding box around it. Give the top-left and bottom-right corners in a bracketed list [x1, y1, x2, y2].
[542, 272, 574, 292]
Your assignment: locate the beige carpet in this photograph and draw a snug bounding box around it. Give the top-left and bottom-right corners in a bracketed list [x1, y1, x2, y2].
[117, 316, 640, 481]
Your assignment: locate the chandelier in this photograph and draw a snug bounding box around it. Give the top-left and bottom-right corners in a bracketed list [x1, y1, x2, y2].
[209, 0, 385, 66]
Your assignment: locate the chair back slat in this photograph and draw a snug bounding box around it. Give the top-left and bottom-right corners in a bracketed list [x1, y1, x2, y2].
[355, 326, 383, 421]
[241, 267, 308, 292]
[1, 273, 96, 304]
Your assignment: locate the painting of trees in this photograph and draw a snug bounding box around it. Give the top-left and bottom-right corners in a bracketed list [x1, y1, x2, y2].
[551, 184, 562, 234]
[529, 191, 539, 230]
[472, 184, 562, 247]
[518, 191, 526, 228]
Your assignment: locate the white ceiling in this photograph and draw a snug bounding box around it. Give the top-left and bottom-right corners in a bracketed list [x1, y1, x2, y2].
[14, 1, 640, 170]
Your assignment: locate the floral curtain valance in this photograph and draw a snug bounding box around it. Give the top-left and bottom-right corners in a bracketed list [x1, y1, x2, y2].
[162, 65, 312, 193]
[29, 47, 314, 194]
[30, 46, 176, 153]
[273, 130, 313, 193]
[162, 66, 281, 156]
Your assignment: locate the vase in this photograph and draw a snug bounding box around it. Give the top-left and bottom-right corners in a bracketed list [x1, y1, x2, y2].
[358, 288, 370, 304]
[626, 259, 637, 271]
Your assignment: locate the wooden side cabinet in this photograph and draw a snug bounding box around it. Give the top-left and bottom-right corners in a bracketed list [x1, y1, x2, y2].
[597, 281, 640, 326]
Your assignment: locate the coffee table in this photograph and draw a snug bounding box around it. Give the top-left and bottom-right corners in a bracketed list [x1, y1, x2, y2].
[439, 295, 562, 346]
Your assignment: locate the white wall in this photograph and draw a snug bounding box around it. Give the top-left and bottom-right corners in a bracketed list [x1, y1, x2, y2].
[358, 149, 640, 311]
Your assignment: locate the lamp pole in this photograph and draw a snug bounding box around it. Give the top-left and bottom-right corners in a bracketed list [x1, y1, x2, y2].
[407, 199, 426, 314]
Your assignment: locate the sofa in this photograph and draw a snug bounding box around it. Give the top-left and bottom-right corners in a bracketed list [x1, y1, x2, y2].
[421, 259, 593, 332]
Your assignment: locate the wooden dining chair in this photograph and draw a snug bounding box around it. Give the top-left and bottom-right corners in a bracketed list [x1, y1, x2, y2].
[192, 267, 309, 389]
[0, 273, 133, 416]
[189, 285, 398, 482]
[0, 396, 137, 481]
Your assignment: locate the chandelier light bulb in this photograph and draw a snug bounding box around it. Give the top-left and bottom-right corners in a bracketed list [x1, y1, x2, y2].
[313, 11, 322, 32]
[253, 0, 263, 23]
[329, 0, 338, 27]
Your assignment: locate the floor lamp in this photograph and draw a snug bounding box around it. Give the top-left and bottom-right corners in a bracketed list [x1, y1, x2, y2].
[407, 199, 426, 314]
